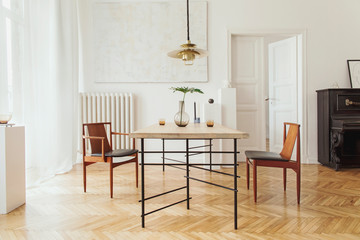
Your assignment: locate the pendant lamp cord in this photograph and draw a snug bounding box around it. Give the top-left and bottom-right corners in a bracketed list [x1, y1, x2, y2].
[187, 0, 190, 41]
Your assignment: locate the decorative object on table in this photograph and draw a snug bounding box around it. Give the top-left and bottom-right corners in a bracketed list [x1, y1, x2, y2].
[167, 0, 208, 65]
[205, 99, 215, 127]
[0, 113, 12, 124]
[174, 101, 190, 127]
[347, 60, 360, 88]
[158, 118, 166, 125]
[206, 120, 214, 127]
[170, 86, 204, 127]
[194, 102, 200, 123]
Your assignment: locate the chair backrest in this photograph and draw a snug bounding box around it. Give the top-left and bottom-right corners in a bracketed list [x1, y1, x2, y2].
[83, 122, 112, 154]
[279, 122, 300, 161]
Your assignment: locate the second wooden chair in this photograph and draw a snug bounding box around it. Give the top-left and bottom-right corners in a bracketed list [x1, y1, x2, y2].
[245, 122, 301, 204]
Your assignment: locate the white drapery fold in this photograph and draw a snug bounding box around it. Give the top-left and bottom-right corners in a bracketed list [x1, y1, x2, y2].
[24, 0, 79, 186]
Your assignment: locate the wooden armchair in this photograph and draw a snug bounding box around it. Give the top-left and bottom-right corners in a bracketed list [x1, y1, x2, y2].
[245, 122, 301, 203]
[82, 122, 138, 198]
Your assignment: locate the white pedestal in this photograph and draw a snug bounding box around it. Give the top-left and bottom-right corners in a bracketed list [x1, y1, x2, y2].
[218, 88, 237, 165]
[0, 126, 25, 214]
[218, 88, 237, 129]
[202, 103, 222, 169]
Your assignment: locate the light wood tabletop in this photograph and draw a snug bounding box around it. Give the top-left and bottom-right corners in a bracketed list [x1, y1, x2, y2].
[129, 123, 249, 139]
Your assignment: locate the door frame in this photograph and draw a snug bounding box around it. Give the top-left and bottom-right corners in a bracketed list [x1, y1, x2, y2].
[227, 29, 308, 163]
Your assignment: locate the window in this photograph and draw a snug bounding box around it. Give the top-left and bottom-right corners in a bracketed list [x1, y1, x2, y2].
[0, 0, 24, 122]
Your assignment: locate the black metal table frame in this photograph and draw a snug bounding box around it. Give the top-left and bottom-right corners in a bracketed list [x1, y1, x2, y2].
[139, 138, 240, 230]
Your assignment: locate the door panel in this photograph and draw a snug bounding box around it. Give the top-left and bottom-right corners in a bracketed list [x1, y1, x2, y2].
[236, 85, 257, 105]
[269, 36, 298, 153]
[237, 110, 261, 147]
[232, 36, 266, 161]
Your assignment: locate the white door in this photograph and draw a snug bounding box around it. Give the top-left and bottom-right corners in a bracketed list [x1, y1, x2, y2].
[268, 36, 298, 153]
[232, 36, 266, 161]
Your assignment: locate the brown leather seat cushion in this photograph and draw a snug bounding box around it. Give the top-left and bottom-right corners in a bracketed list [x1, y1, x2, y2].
[92, 149, 138, 157]
[245, 150, 288, 161]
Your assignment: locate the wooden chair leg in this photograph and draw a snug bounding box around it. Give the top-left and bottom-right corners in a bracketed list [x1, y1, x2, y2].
[135, 154, 139, 188]
[296, 169, 300, 204]
[283, 168, 287, 191]
[253, 160, 257, 203]
[83, 162, 87, 193]
[110, 160, 113, 198]
[246, 158, 250, 190]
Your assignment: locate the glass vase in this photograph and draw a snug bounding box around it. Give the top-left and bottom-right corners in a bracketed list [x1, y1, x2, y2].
[174, 101, 190, 127]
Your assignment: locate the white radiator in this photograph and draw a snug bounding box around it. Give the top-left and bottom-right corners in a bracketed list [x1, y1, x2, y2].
[79, 93, 134, 151]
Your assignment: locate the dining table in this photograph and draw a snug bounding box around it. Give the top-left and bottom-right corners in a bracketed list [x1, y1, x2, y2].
[129, 122, 249, 229]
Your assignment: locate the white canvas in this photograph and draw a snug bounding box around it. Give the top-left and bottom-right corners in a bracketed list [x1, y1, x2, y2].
[93, 1, 208, 83]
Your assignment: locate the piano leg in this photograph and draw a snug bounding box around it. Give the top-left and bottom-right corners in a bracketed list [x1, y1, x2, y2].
[335, 164, 340, 171]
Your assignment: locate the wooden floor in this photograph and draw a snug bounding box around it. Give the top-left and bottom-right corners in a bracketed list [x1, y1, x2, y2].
[1, 163, 360, 240]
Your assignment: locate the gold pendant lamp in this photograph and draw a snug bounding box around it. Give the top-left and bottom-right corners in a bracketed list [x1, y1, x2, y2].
[167, 0, 208, 65]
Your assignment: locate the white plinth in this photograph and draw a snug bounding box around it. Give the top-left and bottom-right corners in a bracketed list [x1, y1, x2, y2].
[0, 126, 25, 214]
[202, 103, 222, 169]
[218, 88, 237, 165]
[218, 88, 237, 129]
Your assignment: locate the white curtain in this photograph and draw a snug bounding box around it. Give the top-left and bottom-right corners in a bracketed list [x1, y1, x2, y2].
[24, 0, 79, 186]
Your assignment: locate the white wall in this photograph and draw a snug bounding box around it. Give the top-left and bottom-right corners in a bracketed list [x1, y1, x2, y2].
[78, 0, 360, 163]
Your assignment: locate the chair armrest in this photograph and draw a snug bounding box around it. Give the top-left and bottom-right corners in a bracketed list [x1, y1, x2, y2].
[82, 136, 105, 160]
[83, 136, 105, 140]
[111, 132, 129, 136]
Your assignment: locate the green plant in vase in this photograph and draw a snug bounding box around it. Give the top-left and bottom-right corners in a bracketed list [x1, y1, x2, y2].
[170, 86, 204, 127]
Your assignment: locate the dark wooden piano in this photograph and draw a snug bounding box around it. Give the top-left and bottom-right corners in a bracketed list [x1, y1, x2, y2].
[317, 88, 360, 170]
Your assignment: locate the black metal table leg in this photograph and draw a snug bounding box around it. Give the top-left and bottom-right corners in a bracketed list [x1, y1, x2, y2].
[141, 138, 145, 228]
[210, 139, 212, 171]
[186, 139, 190, 210]
[234, 139, 238, 230]
[162, 138, 165, 172]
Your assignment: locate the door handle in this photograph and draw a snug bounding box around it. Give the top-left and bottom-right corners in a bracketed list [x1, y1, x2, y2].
[265, 97, 275, 102]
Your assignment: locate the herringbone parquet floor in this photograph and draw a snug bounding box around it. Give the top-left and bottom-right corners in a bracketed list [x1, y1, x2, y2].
[1, 163, 360, 240]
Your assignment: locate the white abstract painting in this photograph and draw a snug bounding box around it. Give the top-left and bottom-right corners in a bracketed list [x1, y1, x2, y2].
[93, 1, 208, 83]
